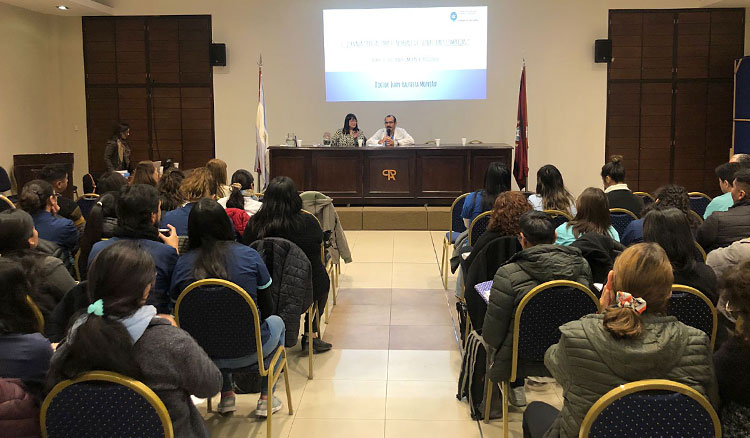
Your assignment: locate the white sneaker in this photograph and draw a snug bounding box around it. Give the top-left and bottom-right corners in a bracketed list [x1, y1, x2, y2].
[255, 395, 283, 417]
[508, 386, 527, 407]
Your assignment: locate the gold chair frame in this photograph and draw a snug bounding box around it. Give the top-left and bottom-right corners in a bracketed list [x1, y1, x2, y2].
[543, 209, 573, 221]
[689, 209, 704, 225]
[608, 208, 638, 220]
[441, 193, 470, 290]
[41, 370, 174, 438]
[485, 280, 600, 438]
[633, 191, 655, 202]
[80, 193, 100, 199]
[671, 284, 717, 351]
[175, 279, 293, 435]
[688, 192, 713, 202]
[578, 379, 721, 438]
[694, 241, 707, 262]
[301, 209, 338, 321]
[73, 249, 82, 282]
[457, 210, 494, 346]
[26, 295, 44, 333]
[0, 194, 14, 209]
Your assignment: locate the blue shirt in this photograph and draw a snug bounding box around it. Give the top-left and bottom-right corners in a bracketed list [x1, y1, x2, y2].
[461, 191, 487, 224]
[32, 211, 78, 251]
[555, 223, 620, 246]
[170, 242, 272, 341]
[620, 218, 644, 246]
[89, 237, 178, 313]
[703, 192, 734, 220]
[160, 203, 194, 236]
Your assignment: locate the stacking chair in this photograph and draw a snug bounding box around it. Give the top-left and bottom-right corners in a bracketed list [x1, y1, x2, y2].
[441, 193, 469, 289]
[669, 284, 717, 350]
[76, 193, 100, 220]
[580, 379, 721, 438]
[176, 279, 294, 434]
[26, 295, 44, 333]
[695, 241, 707, 262]
[609, 208, 638, 237]
[633, 191, 654, 207]
[0, 194, 14, 212]
[543, 209, 573, 229]
[485, 280, 600, 438]
[689, 209, 704, 225]
[468, 211, 492, 247]
[688, 192, 712, 218]
[42, 371, 174, 438]
[301, 209, 337, 319]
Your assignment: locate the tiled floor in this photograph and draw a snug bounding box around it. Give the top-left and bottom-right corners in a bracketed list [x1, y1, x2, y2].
[200, 231, 563, 437]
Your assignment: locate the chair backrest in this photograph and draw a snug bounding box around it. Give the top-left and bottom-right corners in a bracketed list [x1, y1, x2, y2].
[175, 279, 267, 369]
[511, 280, 600, 381]
[449, 193, 470, 236]
[82, 173, 97, 194]
[76, 194, 101, 221]
[41, 371, 173, 438]
[689, 209, 704, 225]
[694, 241, 707, 262]
[669, 284, 717, 350]
[609, 208, 638, 237]
[0, 194, 14, 212]
[543, 209, 573, 229]
[468, 211, 492, 247]
[580, 379, 721, 438]
[25, 295, 44, 333]
[633, 191, 654, 207]
[688, 192, 712, 218]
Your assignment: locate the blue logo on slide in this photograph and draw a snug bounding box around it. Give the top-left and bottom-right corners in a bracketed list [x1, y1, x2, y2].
[450, 12, 457, 21]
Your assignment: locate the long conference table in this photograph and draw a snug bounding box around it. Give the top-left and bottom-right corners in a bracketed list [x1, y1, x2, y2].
[268, 144, 512, 206]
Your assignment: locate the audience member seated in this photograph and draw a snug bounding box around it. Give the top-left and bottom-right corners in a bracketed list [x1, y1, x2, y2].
[482, 210, 592, 408]
[643, 208, 717, 304]
[462, 161, 510, 227]
[527, 164, 576, 216]
[95, 171, 128, 194]
[157, 168, 185, 213]
[88, 184, 178, 313]
[522, 243, 718, 438]
[697, 168, 750, 252]
[161, 167, 217, 236]
[132, 160, 159, 187]
[170, 199, 284, 416]
[18, 179, 78, 252]
[621, 184, 697, 246]
[601, 155, 644, 216]
[218, 169, 262, 216]
[38, 164, 85, 236]
[0, 259, 54, 400]
[468, 191, 531, 259]
[206, 158, 231, 199]
[77, 192, 118, 278]
[0, 209, 76, 317]
[704, 162, 744, 220]
[714, 261, 750, 437]
[243, 176, 332, 354]
[555, 187, 619, 246]
[48, 241, 222, 438]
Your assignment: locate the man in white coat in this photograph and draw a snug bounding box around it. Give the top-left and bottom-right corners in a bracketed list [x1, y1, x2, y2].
[366, 115, 415, 147]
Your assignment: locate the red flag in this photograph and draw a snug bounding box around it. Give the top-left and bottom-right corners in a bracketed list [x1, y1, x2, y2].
[513, 62, 529, 190]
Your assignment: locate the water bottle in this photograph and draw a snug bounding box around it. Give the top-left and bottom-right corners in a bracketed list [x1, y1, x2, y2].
[286, 133, 295, 147]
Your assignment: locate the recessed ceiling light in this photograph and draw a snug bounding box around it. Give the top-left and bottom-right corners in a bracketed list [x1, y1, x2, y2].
[56, 5, 69, 10]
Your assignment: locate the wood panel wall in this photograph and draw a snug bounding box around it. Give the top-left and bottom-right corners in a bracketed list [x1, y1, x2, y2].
[606, 9, 744, 196]
[83, 15, 215, 174]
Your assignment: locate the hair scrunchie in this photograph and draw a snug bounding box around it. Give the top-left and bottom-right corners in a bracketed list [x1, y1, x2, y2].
[231, 182, 242, 189]
[87, 299, 105, 316]
[616, 291, 647, 315]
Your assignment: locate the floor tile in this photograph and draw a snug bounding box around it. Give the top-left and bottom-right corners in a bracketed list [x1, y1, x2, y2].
[390, 304, 452, 326]
[339, 263, 393, 288]
[393, 232, 438, 264]
[385, 380, 469, 420]
[289, 419, 384, 438]
[385, 420, 480, 438]
[202, 405, 294, 437]
[314, 349, 389, 381]
[389, 325, 459, 351]
[324, 323, 390, 350]
[387, 350, 461, 381]
[392, 263, 444, 289]
[327, 304, 391, 326]
[296, 380, 387, 419]
[335, 288, 392, 306]
[391, 288, 448, 306]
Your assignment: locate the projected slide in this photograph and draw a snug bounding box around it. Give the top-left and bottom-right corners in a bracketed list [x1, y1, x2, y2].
[323, 7, 487, 102]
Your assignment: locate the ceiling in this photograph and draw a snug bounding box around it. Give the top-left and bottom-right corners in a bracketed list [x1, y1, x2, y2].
[0, 0, 113, 16]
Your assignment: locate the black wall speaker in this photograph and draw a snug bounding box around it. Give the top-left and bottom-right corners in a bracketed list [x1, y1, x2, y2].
[210, 43, 226, 66]
[595, 39, 612, 63]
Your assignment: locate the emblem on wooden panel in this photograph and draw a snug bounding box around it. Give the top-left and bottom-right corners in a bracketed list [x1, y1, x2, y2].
[382, 169, 397, 181]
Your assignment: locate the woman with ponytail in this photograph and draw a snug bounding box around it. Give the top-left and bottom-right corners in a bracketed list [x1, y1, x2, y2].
[49, 241, 221, 438]
[521, 243, 718, 438]
[218, 169, 262, 216]
[601, 154, 644, 216]
[170, 199, 284, 416]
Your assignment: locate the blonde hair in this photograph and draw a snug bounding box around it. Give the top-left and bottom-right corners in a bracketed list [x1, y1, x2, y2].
[206, 158, 228, 198]
[603, 243, 673, 339]
[180, 167, 217, 202]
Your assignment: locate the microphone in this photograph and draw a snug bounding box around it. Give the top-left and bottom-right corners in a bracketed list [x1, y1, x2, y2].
[386, 128, 392, 138]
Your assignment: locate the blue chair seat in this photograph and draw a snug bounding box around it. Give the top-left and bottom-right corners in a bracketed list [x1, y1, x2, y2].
[445, 231, 461, 243]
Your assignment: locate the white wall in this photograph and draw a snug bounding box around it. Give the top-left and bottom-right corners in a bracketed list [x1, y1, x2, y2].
[0, 2, 86, 193]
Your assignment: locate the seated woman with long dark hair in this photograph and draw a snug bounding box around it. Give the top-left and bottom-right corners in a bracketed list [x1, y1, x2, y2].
[170, 199, 283, 416]
[643, 207, 717, 304]
[522, 243, 718, 438]
[528, 164, 576, 216]
[18, 179, 78, 252]
[0, 209, 76, 317]
[218, 169, 262, 216]
[555, 187, 619, 245]
[243, 176, 332, 354]
[48, 241, 222, 438]
[77, 192, 118, 278]
[157, 168, 185, 213]
[132, 160, 159, 187]
[462, 162, 511, 227]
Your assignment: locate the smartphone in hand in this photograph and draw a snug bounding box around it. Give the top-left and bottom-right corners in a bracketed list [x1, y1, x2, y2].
[158, 228, 171, 237]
